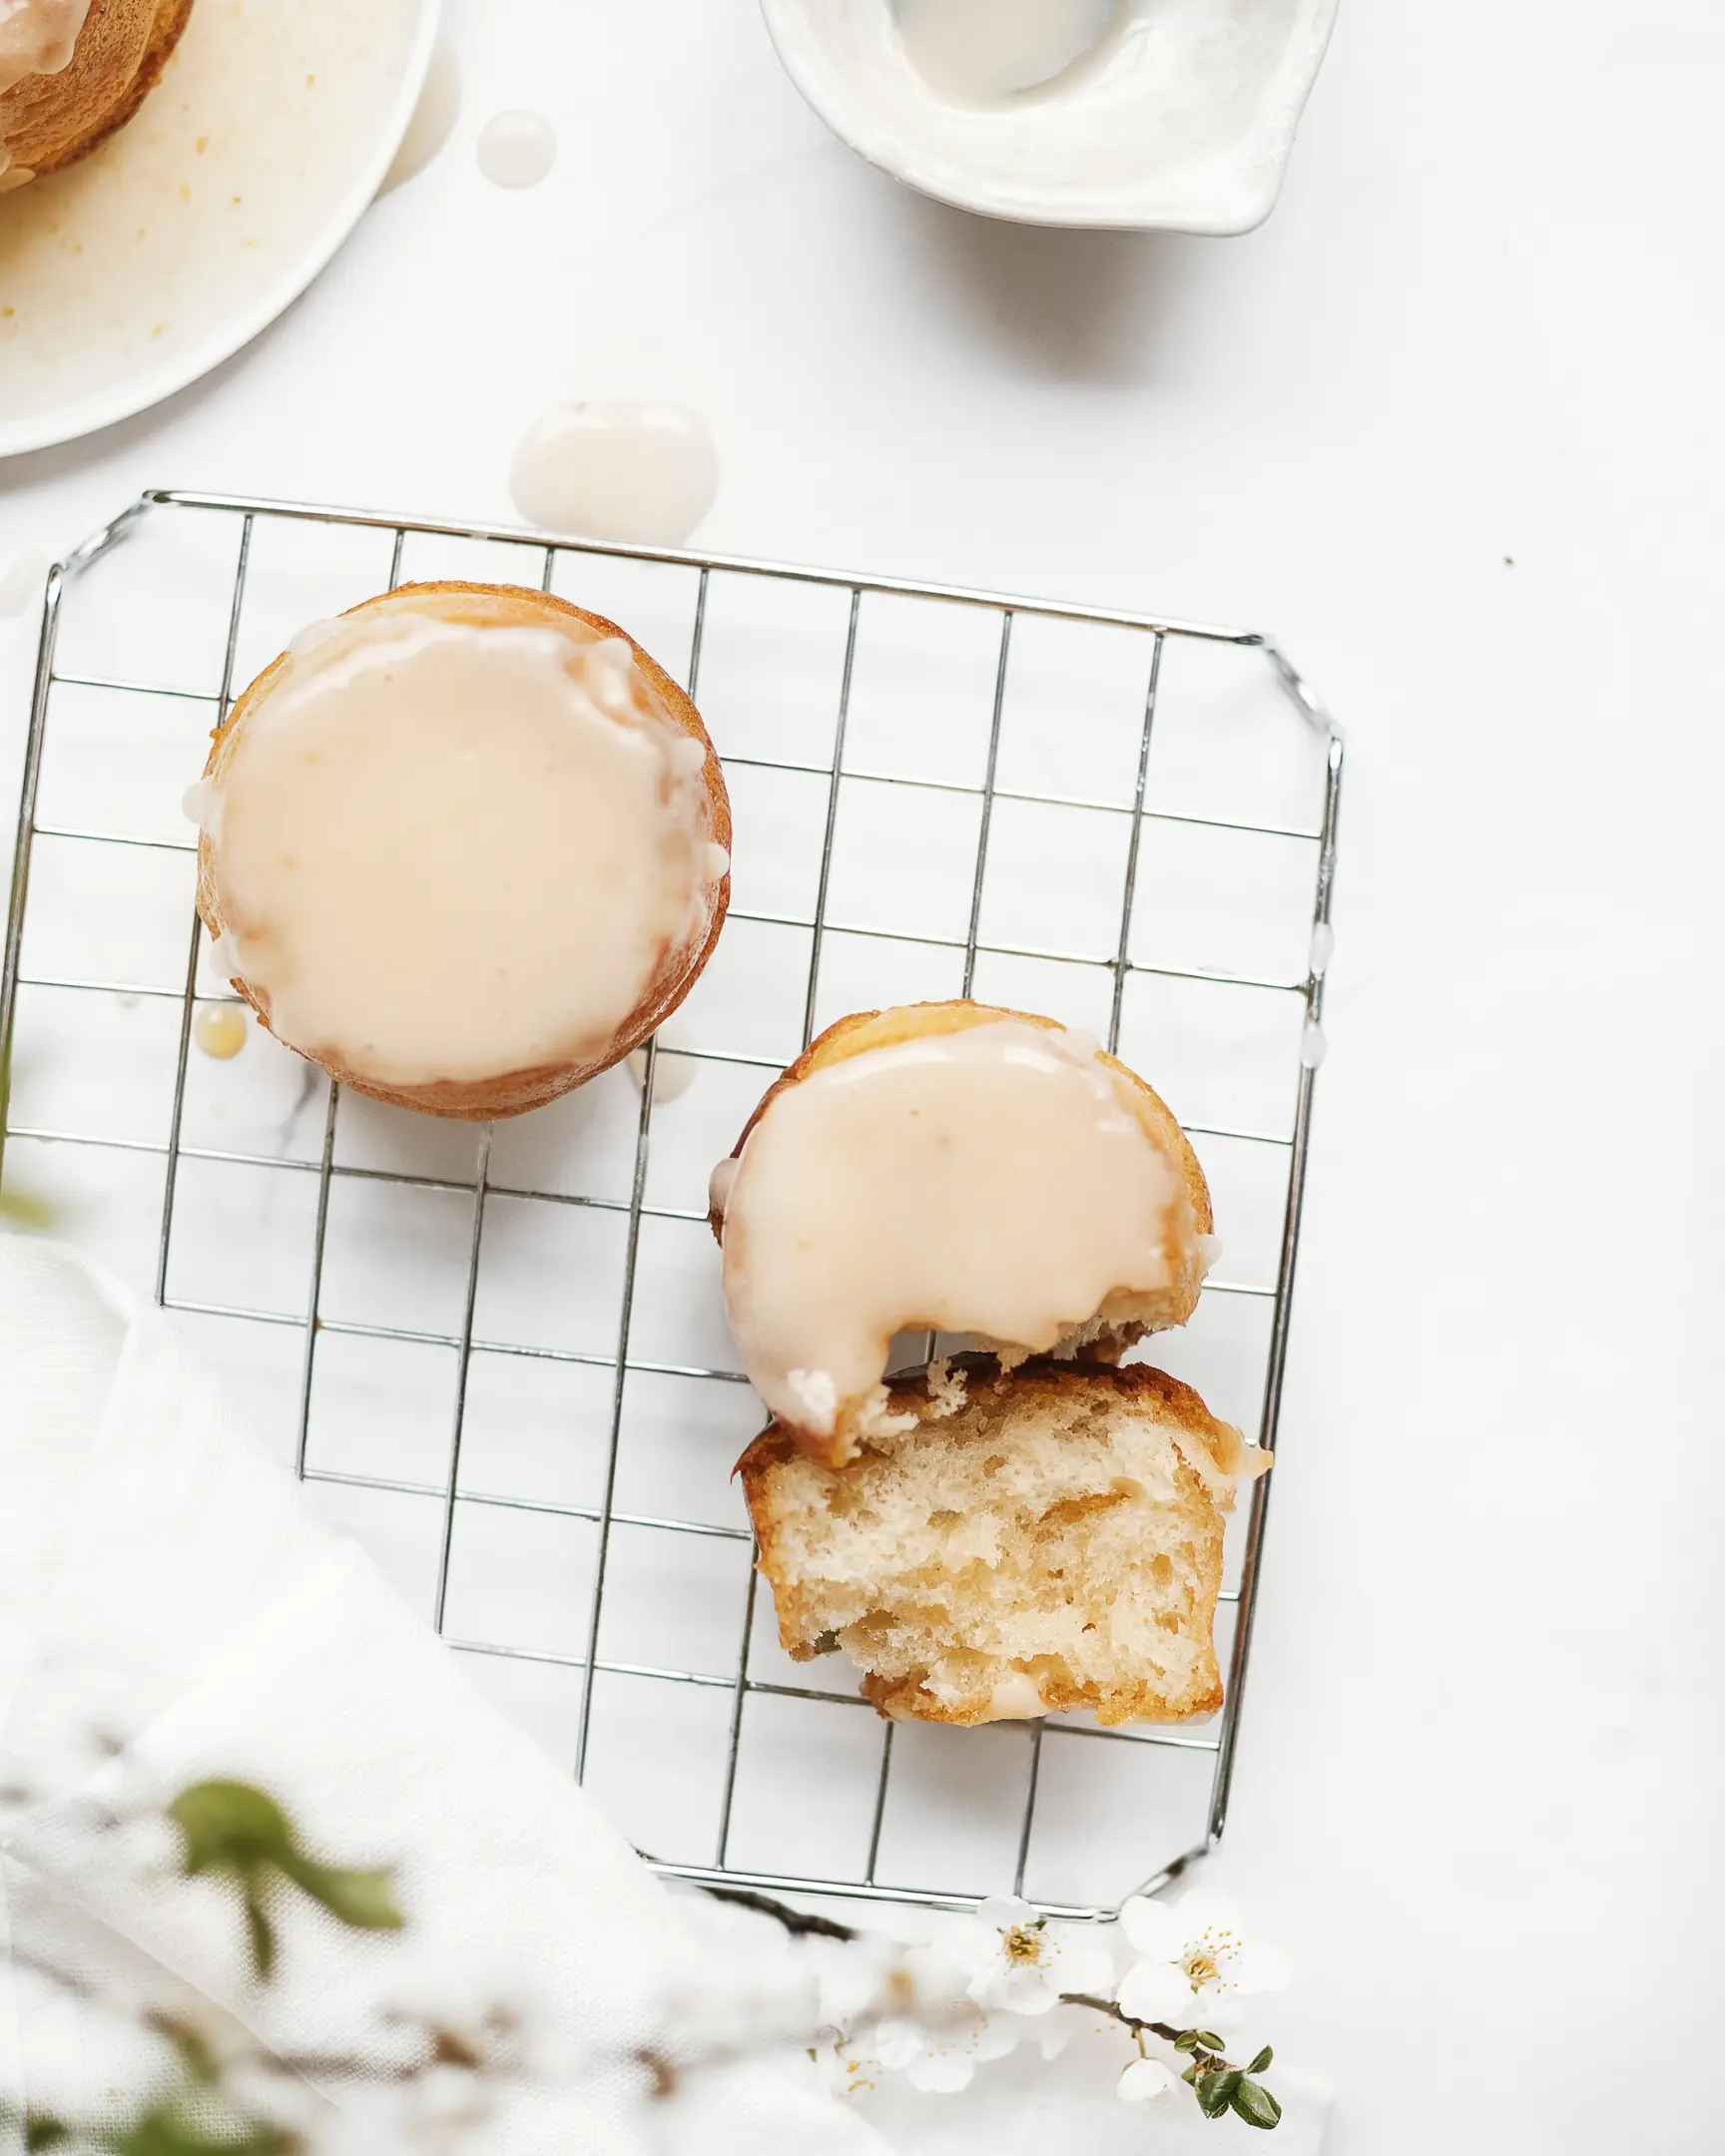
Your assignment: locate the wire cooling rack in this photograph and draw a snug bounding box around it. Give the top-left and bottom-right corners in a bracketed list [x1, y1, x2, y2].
[1, 490, 1342, 1923]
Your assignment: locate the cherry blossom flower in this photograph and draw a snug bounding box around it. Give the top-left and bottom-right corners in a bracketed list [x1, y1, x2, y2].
[1117, 2056, 1181, 2102]
[873, 2001, 1020, 2092]
[949, 1894, 1114, 2016]
[1115, 1889, 1290, 2033]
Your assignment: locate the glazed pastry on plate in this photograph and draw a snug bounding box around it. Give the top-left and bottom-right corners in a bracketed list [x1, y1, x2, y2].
[710, 1000, 1216, 1465]
[0, 0, 193, 189]
[740, 1356, 1267, 1728]
[190, 582, 731, 1120]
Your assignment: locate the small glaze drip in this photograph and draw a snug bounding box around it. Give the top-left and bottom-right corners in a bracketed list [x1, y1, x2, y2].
[181, 778, 217, 828]
[1300, 1020, 1328, 1069]
[708, 1154, 740, 1218]
[894, 0, 1119, 104]
[986, 1671, 1047, 1720]
[476, 109, 556, 188]
[628, 1015, 699, 1102]
[1309, 921, 1336, 975]
[378, 39, 459, 196]
[1195, 1232, 1224, 1279]
[194, 1004, 249, 1060]
[511, 399, 719, 548]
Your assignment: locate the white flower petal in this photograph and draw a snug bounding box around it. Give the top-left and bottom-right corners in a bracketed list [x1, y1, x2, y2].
[1034, 2012, 1075, 2061]
[1116, 1959, 1197, 2027]
[977, 1895, 1038, 1932]
[975, 2014, 1022, 2063]
[947, 1917, 1004, 1981]
[1053, 1939, 1116, 1997]
[872, 2020, 921, 2070]
[1118, 2058, 1180, 2103]
[1172, 1888, 1246, 1943]
[998, 1968, 1058, 2015]
[909, 2051, 975, 2093]
[1118, 1894, 1189, 1960]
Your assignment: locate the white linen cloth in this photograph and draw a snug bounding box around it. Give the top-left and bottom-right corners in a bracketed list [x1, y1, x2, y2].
[0, 1236, 884, 2155]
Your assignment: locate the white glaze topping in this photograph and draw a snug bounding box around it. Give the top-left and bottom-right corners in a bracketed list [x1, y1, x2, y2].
[720, 1020, 1197, 1441]
[894, 0, 1119, 104]
[199, 607, 723, 1089]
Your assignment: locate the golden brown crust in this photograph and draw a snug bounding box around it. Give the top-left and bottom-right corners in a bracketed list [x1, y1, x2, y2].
[195, 581, 732, 1122]
[739, 1354, 1251, 1728]
[1, 0, 194, 182]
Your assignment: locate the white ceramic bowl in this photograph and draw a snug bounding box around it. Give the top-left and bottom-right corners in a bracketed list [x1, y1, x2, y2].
[759, 0, 1340, 234]
[0, 0, 436, 459]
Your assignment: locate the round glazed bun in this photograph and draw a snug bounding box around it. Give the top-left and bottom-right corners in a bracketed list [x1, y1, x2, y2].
[193, 582, 731, 1121]
[0, 0, 194, 186]
[710, 1000, 1215, 1465]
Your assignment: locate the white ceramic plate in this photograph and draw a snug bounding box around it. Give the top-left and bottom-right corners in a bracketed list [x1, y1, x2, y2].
[760, 0, 1340, 234]
[0, 0, 436, 458]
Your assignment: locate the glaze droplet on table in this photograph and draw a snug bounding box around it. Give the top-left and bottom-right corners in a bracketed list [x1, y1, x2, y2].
[476, 109, 556, 189]
[510, 399, 719, 546]
[194, 1004, 250, 1060]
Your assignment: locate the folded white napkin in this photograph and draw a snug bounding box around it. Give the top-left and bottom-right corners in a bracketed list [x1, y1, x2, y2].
[0, 1236, 884, 2155]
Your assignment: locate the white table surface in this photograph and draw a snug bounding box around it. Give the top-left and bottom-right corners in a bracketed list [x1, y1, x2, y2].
[4, 4, 1722, 2150]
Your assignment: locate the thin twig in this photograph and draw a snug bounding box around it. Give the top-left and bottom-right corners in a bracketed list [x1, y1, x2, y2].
[695, 1883, 860, 1942]
[1061, 1993, 1184, 2044]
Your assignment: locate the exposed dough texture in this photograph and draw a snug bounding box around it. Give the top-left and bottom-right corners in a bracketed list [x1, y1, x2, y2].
[740, 1357, 1267, 1728]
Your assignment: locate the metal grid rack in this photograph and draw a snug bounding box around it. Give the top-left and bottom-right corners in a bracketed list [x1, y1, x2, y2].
[1, 489, 1343, 1924]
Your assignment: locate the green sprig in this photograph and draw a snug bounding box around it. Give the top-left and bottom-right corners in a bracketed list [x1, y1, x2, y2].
[168, 1781, 403, 1981]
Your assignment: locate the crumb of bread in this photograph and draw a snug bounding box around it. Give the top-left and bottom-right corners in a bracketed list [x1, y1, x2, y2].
[739, 1357, 1266, 1729]
[921, 1355, 969, 1419]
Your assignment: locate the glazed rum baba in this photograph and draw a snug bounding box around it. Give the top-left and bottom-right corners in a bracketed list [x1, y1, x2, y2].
[711, 1001, 1217, 1465]
[0, 0, 193, 189]
[190, 583, 731, 1119]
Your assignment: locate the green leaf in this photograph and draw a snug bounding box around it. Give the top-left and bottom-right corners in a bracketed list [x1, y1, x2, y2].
[169, 1783, 298, 1880]
[243, 1896, 276, 1983]
[169, 2024, 222, 2087]
[168, 1780, 401, 1956]
[279, 1856, 402, 1933]
[105, 2107, 294, 2156]
[1231, 2079, 1284, 2130]
[1248, 2045, 1274, 2076]
[26, 2119, 71, 2151]
[1173, 2029, 1200, 2052]
[1181, 2065, 1198, 2085]
[1195, 2031, 1226, 2052]
[1195, 2070, 1242, 2120]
